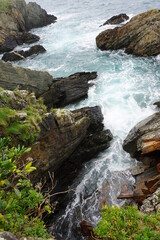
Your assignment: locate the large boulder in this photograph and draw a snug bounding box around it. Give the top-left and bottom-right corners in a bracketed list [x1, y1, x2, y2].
[0, 61, 97, 107]
[123, 112, 160, 158]
[0, 0, 57, 53]
[96, 9, 160, 56]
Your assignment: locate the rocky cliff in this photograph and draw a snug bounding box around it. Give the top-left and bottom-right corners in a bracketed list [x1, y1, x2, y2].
[121, 113, 160, 203]
[0, 0, 57, 53]
[0, 60, 97, 107]
[96, 9, 160, 56]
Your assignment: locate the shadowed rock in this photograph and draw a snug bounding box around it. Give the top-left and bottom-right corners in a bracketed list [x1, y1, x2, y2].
[100, 13, 129, 26]
[0, 61, 97, 107]
[96, 9, 160, 56]
[2, 45, 46, 62]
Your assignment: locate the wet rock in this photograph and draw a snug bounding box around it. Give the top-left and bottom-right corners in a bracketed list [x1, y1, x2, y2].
[2, 45, 46, 62]
[18, 32, 40, 44]
[153, 100, 160, 108]
[24, 2, 57, 30]
[0, 61, 97, 108]
[42, 72, 97, 107]
[0, 0, 57, 53]
[80, 220, 94, 238]
[123, 112, 160, 158]
[100, 13, 129, 26]
[96, 9, 160, 56]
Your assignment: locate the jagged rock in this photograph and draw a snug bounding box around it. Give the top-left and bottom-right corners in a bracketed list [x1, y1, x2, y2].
[123, 112, 160, 158]
[120, 113, 160, 203]
[2, 45, 46, 62]
[42, 72, 97, 107]
[100, 13, 129, 26]
[96, 9, 160, 56]
[24, 2, 57, 30]
[140, 187, 160, 213]
[17, 32, 40, 44]
[0, 61, 97, 107]
[0, 0, 57, 53]
[30, 106, 112, 181]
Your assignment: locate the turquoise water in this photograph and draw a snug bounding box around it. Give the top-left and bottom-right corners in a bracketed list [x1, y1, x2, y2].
[16, 0, 160, 239]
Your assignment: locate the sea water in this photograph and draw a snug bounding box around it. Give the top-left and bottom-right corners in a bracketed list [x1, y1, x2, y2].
[16, 0, 160, 239]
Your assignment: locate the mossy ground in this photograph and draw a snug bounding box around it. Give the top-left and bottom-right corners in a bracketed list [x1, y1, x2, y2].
[0, 0, 13, 13]
[0, 90, 47, 145]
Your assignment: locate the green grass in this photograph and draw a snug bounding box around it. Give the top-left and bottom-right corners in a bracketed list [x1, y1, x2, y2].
[94, 206, 160, 240]
[0, 91, 47, 145]
[0, 0, 13, 13]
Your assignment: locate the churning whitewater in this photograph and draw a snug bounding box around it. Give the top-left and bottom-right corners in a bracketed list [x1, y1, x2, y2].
[14, 0, 160, 239]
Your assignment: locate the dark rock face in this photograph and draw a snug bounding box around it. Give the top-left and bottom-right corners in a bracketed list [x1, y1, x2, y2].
[47, 107, 113, 214]
[24, 2, 57, 30]
[18, 32, 40, 44]
[42, 72, 97, 107]
[30, 106, 112, 182]
[96, 9, 160, 56]
[100, 13, 129, 26]
[2, 45, 46, 62]
[0, 61, 53, 96]
[0, 61, 97, 108]
[0, 0, 57, 53]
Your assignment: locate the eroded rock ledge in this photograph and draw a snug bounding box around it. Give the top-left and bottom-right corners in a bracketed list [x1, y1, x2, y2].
[0, 60, 97, 107]
[121, 113, 160, 203]
[0, 0, 57, 53]
[96, 9, 160, 56]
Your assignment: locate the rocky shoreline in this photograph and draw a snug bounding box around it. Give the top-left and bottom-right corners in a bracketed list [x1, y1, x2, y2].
[0, 1, 160, 239]
[0, 0, 57, 54]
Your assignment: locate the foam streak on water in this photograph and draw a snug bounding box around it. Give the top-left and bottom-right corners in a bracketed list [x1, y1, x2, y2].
[15, 0, 160, 239]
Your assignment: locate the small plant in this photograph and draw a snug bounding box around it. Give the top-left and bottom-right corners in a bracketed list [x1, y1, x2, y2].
[0, 137, 55, 238]
[94, 205, 160, 240]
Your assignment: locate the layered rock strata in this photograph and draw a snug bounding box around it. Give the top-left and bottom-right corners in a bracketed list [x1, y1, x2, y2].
[96, 9, 160, 56]
[121, 113, 160, 203]
[0, 61, 97, 107]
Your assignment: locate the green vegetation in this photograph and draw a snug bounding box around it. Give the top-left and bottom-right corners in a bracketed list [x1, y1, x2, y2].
[0, 91, 47, 144]
[94, 206, 160, 240]
[0, 0, 13, 13]
[0, 137, 54, 238]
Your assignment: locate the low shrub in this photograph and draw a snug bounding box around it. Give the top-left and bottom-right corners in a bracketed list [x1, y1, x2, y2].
[94, 205, 160, 240]
[0, 137, 54, 238]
